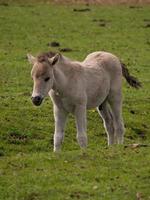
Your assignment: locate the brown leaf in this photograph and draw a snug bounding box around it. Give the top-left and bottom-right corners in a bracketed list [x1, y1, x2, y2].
[124, 143, 150, 149]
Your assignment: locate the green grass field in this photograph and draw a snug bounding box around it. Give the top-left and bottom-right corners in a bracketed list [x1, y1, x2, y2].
[0, 2, 150, 200]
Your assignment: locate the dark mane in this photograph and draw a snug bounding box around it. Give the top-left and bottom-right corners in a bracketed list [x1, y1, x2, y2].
[37, 51, 56, 62]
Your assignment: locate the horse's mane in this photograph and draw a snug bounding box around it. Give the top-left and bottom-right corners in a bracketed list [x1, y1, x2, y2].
[37, 51, 56, 62]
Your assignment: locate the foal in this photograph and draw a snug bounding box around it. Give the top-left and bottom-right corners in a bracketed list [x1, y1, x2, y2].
[27, 51, 141, 152]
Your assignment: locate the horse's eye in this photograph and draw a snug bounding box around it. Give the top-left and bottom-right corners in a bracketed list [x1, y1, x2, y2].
[44, 77, 50, 82]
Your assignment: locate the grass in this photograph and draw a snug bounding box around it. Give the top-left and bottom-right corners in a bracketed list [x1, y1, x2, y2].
[0, 2, 150, 199]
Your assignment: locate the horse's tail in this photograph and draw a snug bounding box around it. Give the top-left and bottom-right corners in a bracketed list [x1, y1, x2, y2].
[121, 62, 142, 89]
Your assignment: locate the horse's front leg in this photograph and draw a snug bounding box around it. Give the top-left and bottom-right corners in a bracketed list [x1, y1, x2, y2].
[74, 105, 87, 148]
[53, 105, 68, 152]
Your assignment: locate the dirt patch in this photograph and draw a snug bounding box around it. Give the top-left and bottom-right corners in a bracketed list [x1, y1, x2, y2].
[59, 48, 73, 52]
[144, 19, 150, 22]
[73, 8, 91, 12]
[0, 2, 9, 6]
[93, 19, 111, 22]
[98, 22, 106, 27]
[93, 19, 111, 27]
[130, 109, 136, 114]
[47, 41, 60, 47]
[6, 131, 29, 144]
[144, 23, 150, 28]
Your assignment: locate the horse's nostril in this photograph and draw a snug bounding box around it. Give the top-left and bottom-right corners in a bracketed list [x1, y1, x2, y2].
[36, 96, 41, 101]
[31, 96, 43, 106]
[32, 96, 41, 101]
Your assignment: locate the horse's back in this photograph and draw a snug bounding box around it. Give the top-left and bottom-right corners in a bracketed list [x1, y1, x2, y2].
[84, 51, 119, 65]
[83, 51, 122, 81]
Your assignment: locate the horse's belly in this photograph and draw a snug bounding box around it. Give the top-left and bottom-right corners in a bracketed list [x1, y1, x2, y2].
[86, 85, 110, 109]
[84, 67, 110, 109]
[87, 95, 107, 109]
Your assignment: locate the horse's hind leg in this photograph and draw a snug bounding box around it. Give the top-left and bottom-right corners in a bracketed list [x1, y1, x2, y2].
[108, 90, 125, 144]
[97, 101, 115, 145]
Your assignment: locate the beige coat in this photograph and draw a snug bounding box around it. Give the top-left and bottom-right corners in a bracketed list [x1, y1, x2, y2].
[28, 51, 141, 152]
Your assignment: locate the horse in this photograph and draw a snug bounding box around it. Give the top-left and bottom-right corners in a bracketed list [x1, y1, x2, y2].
[27, 51, 141, 152]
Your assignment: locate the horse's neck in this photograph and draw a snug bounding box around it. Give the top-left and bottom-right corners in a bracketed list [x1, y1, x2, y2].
[52, 56, 75, 94]
[53, 57, 79, 93]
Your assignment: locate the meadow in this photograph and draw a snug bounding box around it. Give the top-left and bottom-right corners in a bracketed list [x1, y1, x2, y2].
[0, 1, 150, 199]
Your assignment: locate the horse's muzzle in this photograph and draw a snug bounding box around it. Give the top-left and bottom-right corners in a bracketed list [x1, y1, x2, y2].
[31, 96, 43, 106]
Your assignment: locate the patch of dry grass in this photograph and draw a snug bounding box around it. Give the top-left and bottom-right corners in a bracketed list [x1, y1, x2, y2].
[0, 0, 150, 5]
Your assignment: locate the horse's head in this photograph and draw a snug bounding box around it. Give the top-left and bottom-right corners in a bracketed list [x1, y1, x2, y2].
[27, 52, 60, 106]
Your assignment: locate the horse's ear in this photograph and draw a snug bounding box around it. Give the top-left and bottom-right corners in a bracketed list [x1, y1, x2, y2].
[48, 53, 61, 66]
[27, 54, 36, 64]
